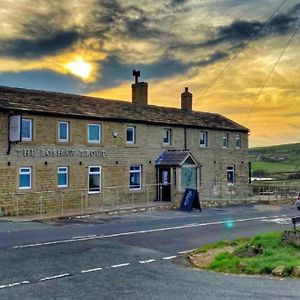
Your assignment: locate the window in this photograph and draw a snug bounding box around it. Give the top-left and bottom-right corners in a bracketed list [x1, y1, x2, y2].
[236, 134, 241, 149]
[57, 166, 68, 188]
[19, 167, 32, 189]
[58, 121, 69, 142]
[200, 131, 208, 147]
[222, 133, 228, 148]
[88, 124, 101, 143]
[130, 165, 141, 190]
[163, 129, 172, 145]
[21, 118, 32, 141]
[126, 126, 136, 144]
[227, 165, 235, 184]
[88, 166, 101, 193]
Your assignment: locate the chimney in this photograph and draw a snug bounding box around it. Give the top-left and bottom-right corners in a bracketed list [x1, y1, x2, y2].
[131, 70, 148, 105]
[181, 87, 192, 111]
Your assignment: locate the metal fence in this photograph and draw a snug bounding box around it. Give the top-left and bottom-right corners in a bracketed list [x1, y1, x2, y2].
[1, 181, 299, 217]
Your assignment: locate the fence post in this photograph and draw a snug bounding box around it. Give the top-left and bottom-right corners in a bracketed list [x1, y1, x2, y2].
[40, 194, 43, 217]
[81, 191, 84, 213]
[16, 195, 19, 217]
[131, 192, 134, 208]
[61, 193, 64, 216]
[146, 187, 149, 206]
[159, 184, 162, 201]
[116, 188, 119, 208]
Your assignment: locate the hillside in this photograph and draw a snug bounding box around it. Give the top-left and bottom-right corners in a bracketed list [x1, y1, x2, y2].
[249, 143, 300, 178]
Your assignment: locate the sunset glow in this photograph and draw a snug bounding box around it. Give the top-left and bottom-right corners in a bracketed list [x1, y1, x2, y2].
[0, 0, 299, 147]
[65, 59, 92, 80]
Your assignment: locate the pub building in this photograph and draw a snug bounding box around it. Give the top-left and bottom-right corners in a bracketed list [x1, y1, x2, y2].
[0, 72, 249, 216]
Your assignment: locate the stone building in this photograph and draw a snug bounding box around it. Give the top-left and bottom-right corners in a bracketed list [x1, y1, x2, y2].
[0, 74, 249, 216]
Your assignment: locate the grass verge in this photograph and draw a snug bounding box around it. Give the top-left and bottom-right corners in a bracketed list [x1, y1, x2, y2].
[194, 232, 300, 277]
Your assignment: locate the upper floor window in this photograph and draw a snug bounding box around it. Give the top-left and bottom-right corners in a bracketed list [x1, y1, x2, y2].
[57, 166, 68, 188]
[19, 167, 32, 189]
[21, 118, 32, 141]
[222, 133, 228, 148]
[58, 121, 69, 142]
[130, 165, 142, 190]
[236, 134, 241, 149]
[227, 165, 236, 184]
[88, 124, 101, 143]
[163, 129, 172, 145]
[126, 126, 136, 144]
[200, 131, 208, 148]
[88, 166, 101, 193]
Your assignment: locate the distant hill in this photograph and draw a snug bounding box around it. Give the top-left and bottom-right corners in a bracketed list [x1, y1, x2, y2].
[249, 143, 300, 179]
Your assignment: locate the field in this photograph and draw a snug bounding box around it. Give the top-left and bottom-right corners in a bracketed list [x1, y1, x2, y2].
[250, 143, 300, 179]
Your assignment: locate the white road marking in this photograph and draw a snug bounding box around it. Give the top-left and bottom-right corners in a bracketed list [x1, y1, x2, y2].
[72, 235, 97, 239]
[111, 263, 130, 268]
[163, 256, 177, 260]
[12, 214, 291, 249]
[81, 267, 103, 273]
[39, 273, 70, 281]
[0, 281, 29, 289]
[261, 217, 291, 225]
[0, 251, 194, 290]
[178, 249, 196, 254]
[139, 259, 156, 264]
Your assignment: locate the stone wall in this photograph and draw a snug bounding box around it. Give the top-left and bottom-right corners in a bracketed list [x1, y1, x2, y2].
[0, 112, 249, 216]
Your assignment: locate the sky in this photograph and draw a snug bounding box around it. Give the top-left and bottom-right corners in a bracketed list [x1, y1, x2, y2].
[0, 0, 299, 147]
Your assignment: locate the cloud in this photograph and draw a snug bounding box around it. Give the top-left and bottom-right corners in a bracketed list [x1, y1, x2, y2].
[0, 69, 85, 94]
[0, 31, 80, 58]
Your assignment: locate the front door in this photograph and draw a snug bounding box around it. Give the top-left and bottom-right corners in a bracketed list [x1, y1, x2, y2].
[158, 168, 171, 201]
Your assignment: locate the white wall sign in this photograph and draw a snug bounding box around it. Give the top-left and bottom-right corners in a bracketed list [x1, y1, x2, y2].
[9, 115, 21, 142]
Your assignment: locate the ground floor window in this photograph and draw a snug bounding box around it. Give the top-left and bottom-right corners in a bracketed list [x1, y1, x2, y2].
[130, 165, 141, 190]
[89, 166, 101, 193]
[57, 166, 68, 188]
[227, 165, 236, 184]
[19, 167, 32, 189]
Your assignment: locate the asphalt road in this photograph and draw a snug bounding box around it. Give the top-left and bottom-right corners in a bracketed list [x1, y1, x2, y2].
[0, 204, 299, 299]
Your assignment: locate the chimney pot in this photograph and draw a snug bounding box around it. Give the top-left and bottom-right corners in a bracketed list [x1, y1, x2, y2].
[131, 70, 148, 105]
[181, 87, 193, 111]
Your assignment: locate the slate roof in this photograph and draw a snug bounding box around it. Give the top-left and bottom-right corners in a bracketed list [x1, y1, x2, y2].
[0, 86, 248, 132]
[155, 150, 199, 167]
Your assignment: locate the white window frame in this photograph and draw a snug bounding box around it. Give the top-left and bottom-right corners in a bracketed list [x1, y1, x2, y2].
[200, 131, 208, 148]
[163, 129, 172, 146]
[19, 167, 32, 190]
[58, 121, 69, 142]
[88, 124, 101, 144]
[21, 118, 32, 141]
[88, 166, 101, 194]
[222, 133, 228, 149]
[57, 166, 69, 188]
[129, 165, 142, 191]
[126, 126, 136, 144]
[236, 134, 241, 149]
[227, 165, 236, 184]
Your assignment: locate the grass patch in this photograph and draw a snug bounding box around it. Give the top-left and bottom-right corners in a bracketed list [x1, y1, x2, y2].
[195, 232, 300, 276]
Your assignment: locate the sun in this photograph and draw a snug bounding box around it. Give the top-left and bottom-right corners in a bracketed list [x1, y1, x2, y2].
[65, 59, 92, 80]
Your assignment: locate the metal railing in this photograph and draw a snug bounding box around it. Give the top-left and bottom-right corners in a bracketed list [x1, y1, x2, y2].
[1, 181, 298, 217]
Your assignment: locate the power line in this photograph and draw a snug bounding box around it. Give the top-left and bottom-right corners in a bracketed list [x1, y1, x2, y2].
[194, 0, 288, 104]
[246, 20, 300, 123]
